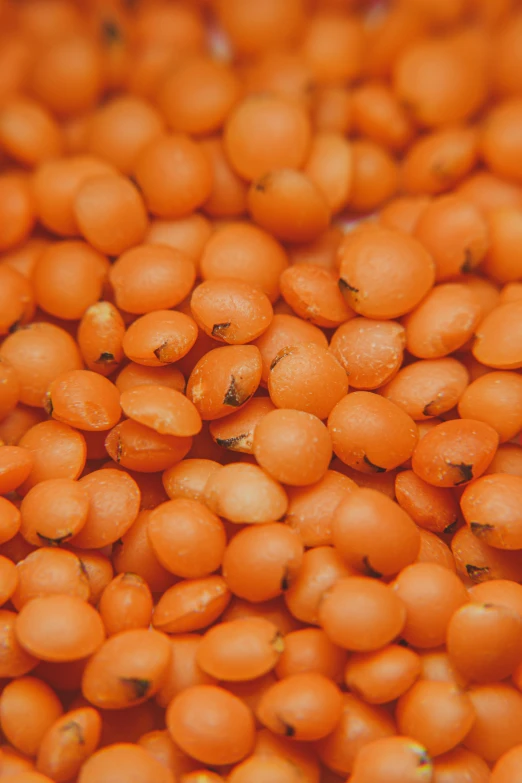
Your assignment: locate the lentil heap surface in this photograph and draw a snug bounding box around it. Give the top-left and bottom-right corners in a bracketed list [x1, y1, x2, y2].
[1, 0, 522, 780]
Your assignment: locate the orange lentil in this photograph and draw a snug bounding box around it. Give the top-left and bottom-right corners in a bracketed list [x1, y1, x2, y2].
[0, 445, 33, 495]
[77, 301, 125, 377]
[134, 134, 212, 219]
[436, 749, 491, 783]
[248, 168, 331, 244]
[166, 684, 255, 766]
[224, 94, 310, 183]
[403, 283, 482, 359]
[98, 573, 153, 637]
[0, 744, 35, 777]
[256, 672, 343, 741]
[122, 310, 198, 367]
[332, 487, 420, 577]
[328, 391, 418, 473]
[473, 300, 522, 368]
[81, 627, 171, 709]
[148, 497, 225, 579]
[77, 743, 175, 783]
[85, 95, 164, 174]
[32, 240, 108, 321]
[199, 222, 287, 303]
[330, 318, 406, 391]
[337, 224, 435, 320]
[15, 594, 105, 662]
[414, 194, 490, 280]
[0, 322, 83, 407]
[216, 674, 277, 719]
[279, 264, 354, 328]
[197, 617, 283, 682]
[152, 575, 231, 634]
[344, 644, 421, 705]
[392, 562, 468, 648]
[187, 345, 262, 420]
[12, 547, 90, 610]
[36, 707, 102, 783]
[120, 385, 201, 438]
[319, 576, 406, 651]
[460, 473, 522, 549]
[487, 443, 522, 476]
[458, 371, 522, 442]
[110, 244, 195, 315]
[191, 278, 273, 345]
[447, 601, 522, 682]
[253, 408, 332, 486]
[267, 342, 347, 420]
[394, 37, 487, 127]
[159, 56, 240, 137]
[73, 174, 148, 256]
[17, 420, 86, 494]
[380, 357, 469, 420]
[396, 680, 475, 757]
[0, 675, 63, 758]
[162, 458, 221, 503]
[347, 140, 399, 213]
[412, 418, 499, 487]
[0, 265, 35, 335]
[351, 81, 413, 152]
[452, 524, 522, 584]
[19, 477, 89, 547]
[203, 462, 287, 524]
[401, 126, 478, 196]
[0, 96, 62, 166]
[0, 496, 22, 545]
[395, 470, 459, 534]
[222, 523, 304, 603]
[29, 35, 103, 116]
[46, 370, 121, 432]
[300, 12, 364, 85]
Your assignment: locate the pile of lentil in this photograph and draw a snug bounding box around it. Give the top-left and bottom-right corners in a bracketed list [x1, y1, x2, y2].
[3, 0, 522, 780]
